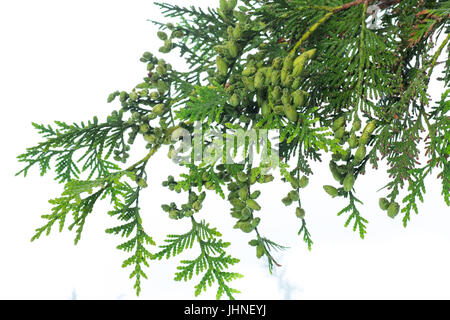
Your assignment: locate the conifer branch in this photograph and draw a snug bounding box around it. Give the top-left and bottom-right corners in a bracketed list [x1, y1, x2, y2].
[18, 0, 449, 299]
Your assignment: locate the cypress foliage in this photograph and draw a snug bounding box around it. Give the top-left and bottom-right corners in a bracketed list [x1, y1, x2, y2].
[17, 0, 450, 298]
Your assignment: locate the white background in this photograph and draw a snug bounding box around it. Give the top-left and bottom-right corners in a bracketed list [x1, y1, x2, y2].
[0, 0, 449, 299]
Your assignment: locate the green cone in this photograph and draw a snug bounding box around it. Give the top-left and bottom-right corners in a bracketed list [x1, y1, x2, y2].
[246, 199, 261, 211]
[379, 198, 390, 211]
[299, 176, 309, 188]
[296, 207, 306, 219]
[323, 185, 338, 198]
[343, 172, 355, 192]
[354, 145, 366, 164]
[387, 202, 400, 219]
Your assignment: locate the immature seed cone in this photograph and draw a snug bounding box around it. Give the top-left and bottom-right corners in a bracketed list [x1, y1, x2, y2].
[153, 103, 166, 116]
[228, 40, 239, 58]
[271, 86, 282, 100]
[156, 65, 166, 75]
[192, 200, 202, 212]
[172, 30, 184, 38]
[387, 202, 400, 219]
[265, 68, 273, 86]
[379, 198, 390, 211]
[130, 92, 138, 101]
[281, 197, 293, 206]
[254, 71, 264, 89]
[236, 208, 248, 220]
[157, 31, 168, 41]
[342, 149, 351, 161]
[256, 243, 264, 259]
[272, 57, 282, 69]
[237, 171, 247, 183]
[189, 192, 198, 203]
[246, 199, 261, 211]
[214, 45, 229, 57]
[239, 222, 254, 233]
[144, 134, 157, 144]
[296, 207, 306, 219]
[332, 116, 346, 132]
[352, 118, 362, 132]
[284, 105, 298, 122]
[354, 145, 366, 164]
[243, 76, 255, 91]
[227, 0, 237, 11]
[363, 120, 377, 135]
[299, 175, 309, 188]
[233, 23, 243, 39]
[169, 210, 178, 220]
[290, 175, 299, 189]
[291, 78, 301, 90]
[329, 161, 343, 182]
[323, 185, 339, 198]
[285, 75, 294, 87]
[281, 69, 288, 85]
[293, 90, 305, 107]
[282, 89, 291, 106]
[249, 239, 259, 247]
[304, 48, 317, 60]
[238, 187, 249, 200]
[334, 127, 345, 139]
[150, 91, 159, 100]
[137, 178, 148, 188]
[229, 93, 240, 107]
[288, 190, 299, 201]
[271, 70, 281, 86]
[273, 105, 285, 115]
[348, 133, 358, 149]
[343, 172, 355, 192]
[293, 55, 306, 68]
[205, 181, 215, 190]
[228, 182, 239, 191]
[157, 80, 169, 94]
[216, 56, 228, 76]
[107, 92, 118, 103]
[120, 92, 130, 104]
[230, 198, 246, 210]
[219, 0, 228, 12]
[261, 102, 271, 117]
[242, 66, 256, 76]
[251, 217, 261, 228]
[250, 190, 261, 199]
[249, 172, 258, 185]
[283, 54, 295, 71]
[292, 62, 305, 78]
[359, 132, 370, 146]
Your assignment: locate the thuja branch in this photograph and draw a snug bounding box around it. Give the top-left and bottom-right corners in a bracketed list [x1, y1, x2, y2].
[18, 0, 449, 299]
[428, 32, 450, 78]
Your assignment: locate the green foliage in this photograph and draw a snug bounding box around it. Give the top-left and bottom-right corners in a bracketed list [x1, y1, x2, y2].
[155, 219, 242, 299]
[337, 192, 368, 239]
[176, 84, 227, 124]
[17, 117, 126, 183]
[106, 183, 156, 296]
[298, 219, 313, 251]
[17, 0, 449, 299]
